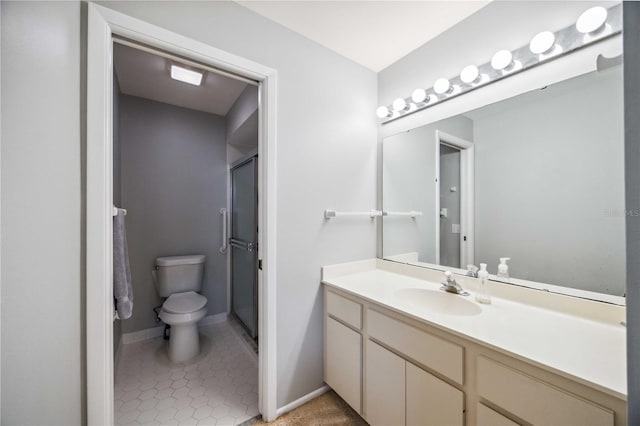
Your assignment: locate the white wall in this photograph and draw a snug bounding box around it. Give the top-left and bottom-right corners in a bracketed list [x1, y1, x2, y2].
[100, 1, 378, 407]
[1, 0, 377, 420]
[1, 1, 83, 424]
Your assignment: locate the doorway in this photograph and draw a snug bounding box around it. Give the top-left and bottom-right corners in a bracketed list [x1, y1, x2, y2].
[87, 4, 279, 424]
[435, 130, 475, 269]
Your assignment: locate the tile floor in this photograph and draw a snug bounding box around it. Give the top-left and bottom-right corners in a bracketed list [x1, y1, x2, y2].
[115, 319, 259, 426]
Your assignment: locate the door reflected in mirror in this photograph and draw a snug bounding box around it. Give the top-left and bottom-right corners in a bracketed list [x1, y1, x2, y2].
[382, 64, 624, 300]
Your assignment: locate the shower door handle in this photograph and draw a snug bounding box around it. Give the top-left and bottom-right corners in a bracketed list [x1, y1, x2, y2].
[230, 238, 257, 253]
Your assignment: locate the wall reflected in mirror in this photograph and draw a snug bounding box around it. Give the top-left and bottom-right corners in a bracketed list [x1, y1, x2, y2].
[382, 63, 625, 298]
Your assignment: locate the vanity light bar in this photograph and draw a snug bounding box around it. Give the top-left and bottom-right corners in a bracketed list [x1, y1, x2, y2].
[376, 4, 622, 123]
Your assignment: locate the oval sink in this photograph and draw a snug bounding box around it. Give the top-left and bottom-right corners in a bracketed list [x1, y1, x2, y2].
[394, 288, 482, 316]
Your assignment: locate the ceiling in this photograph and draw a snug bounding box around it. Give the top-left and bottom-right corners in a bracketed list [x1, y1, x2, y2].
[113, 43, 249, 116]
[236, 1, 491, 72]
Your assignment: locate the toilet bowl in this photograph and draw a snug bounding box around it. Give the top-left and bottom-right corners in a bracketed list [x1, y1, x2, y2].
[159, 291, 208, 362]
[153, 255, 208, 363]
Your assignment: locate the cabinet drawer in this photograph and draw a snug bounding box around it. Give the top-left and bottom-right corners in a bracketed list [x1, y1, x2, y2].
[368, 309, 463, 384]
[477, 357, 613, 426]
[476, 403, 519, 426]
[327, 291, 362, 329]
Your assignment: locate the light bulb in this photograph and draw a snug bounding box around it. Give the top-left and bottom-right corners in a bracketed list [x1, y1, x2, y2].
[491, 50, 514, 70]
[433, 78, 451, 95]
[392, 98, 407, 112]
[576, 7, 608, 34]
[460, 65, 479, 84]
[411, 88, 429, 103]
[529, 31, 556, 55]
[376, 106, 390, 119]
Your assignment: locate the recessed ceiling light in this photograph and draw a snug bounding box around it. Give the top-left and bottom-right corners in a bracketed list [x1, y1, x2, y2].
[170, 64, 203, 86]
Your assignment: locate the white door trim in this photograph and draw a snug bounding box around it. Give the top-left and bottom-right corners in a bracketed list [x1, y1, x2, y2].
[434, 130, 475, 269]
[86, 4, 278, 424]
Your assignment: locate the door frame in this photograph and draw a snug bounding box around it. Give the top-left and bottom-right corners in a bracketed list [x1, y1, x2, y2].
[434, 130, 474, 268]
[87, 4, 278, 424]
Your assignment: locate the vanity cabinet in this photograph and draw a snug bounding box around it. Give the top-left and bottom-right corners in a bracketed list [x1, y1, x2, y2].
[323, 285, 626, 425]
[324, 291, 363, 414]
[365, 340, 463, 426]
[366, 340, 405, 425]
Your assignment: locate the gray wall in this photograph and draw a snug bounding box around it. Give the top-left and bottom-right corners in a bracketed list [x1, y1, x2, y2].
[0, 1, 376, 420]
[624, 1, 640, 422]
[439, 146, 461, 269]
[472, 67, 625, 295]
[120, 95, 229, 333]
[382, 116, 472, 263]
[1, 2, 83, 424]
[113, 73, 122, 356]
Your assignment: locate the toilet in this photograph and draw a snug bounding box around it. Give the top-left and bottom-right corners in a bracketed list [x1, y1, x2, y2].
[153, 254, 208, 363]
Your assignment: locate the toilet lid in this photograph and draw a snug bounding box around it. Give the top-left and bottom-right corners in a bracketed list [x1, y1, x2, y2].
[163, 291, 207, 314]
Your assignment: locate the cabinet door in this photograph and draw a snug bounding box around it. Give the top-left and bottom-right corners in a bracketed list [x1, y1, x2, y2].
[477, 403, 519, 426]
[366, 340, 405, 426]
[406, 362, 464, 426]
[326, 317, 362, 413]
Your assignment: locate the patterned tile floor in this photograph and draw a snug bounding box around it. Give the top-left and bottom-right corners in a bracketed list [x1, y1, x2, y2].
[115, 319, 259, 426]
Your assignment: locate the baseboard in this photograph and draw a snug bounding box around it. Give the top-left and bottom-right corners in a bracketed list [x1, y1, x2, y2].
[121, 312, 229, 345]
[122, 325, 165, 344]
[275, 385, 330, 417]
[199, 312, 229, 326]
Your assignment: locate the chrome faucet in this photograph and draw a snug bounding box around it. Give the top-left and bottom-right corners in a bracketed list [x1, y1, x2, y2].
[466, 264, 479, 278]
[441, 271, 470, 296]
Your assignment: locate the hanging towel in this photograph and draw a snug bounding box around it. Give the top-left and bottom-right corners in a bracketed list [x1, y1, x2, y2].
[113, 208, 134, 319]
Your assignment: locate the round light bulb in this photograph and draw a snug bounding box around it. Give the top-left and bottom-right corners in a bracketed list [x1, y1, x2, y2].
[433, 78, 451, 95]
[460, 65, 479, 84]
[529, 31, 556, 54]
[576, 6, 608, 34]
[491, 50, 514, 70]
[376, 106, 390, 119]
[411, 88, 428, 103]
[392, 98, 407, 112]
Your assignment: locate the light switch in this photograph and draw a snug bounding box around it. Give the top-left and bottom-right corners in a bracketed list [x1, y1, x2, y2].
[452, 224, 461, 233]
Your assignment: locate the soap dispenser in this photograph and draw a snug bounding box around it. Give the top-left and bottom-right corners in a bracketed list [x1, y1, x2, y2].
[475, 263, 491, 304]
[497, 257, 511, 281]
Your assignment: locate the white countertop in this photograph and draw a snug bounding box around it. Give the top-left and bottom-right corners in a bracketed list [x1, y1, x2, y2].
[322, 260, 627, 400]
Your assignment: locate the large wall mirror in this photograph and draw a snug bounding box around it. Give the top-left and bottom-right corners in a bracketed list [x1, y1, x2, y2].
[382, 59, 624, 303]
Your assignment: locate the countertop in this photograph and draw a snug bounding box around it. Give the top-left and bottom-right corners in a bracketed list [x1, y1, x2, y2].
[322, 259, 627, 400]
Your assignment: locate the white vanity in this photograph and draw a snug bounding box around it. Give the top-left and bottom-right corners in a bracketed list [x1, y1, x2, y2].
[322, 259, 627, 426]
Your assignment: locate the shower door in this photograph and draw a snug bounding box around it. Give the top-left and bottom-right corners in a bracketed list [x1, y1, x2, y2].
[230, 157, 258, 339]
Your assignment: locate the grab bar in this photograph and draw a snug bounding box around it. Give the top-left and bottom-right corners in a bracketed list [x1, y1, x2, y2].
[220, 208, 228, 253]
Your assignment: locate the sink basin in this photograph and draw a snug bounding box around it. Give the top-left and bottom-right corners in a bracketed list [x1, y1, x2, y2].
[394, 288, 482, 316]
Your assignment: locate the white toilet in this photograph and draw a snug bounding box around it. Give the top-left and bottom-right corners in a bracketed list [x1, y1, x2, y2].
[153, 254, 208, 363]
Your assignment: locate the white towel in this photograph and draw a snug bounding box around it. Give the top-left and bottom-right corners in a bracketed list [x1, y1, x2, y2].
[113, 208, 133, 319]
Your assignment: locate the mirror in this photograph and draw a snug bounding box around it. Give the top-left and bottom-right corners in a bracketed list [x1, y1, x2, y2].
[382, 63, 625, 300]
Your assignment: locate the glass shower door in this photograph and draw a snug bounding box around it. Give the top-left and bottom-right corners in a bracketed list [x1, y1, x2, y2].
[230, 157, 258, 339]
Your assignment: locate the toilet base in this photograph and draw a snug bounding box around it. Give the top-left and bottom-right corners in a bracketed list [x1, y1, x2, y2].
[158, 306, 207, 363]
[168, 323, 200, 363]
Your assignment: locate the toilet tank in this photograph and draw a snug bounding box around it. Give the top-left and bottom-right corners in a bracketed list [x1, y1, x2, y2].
[154, 255, 206, 297]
